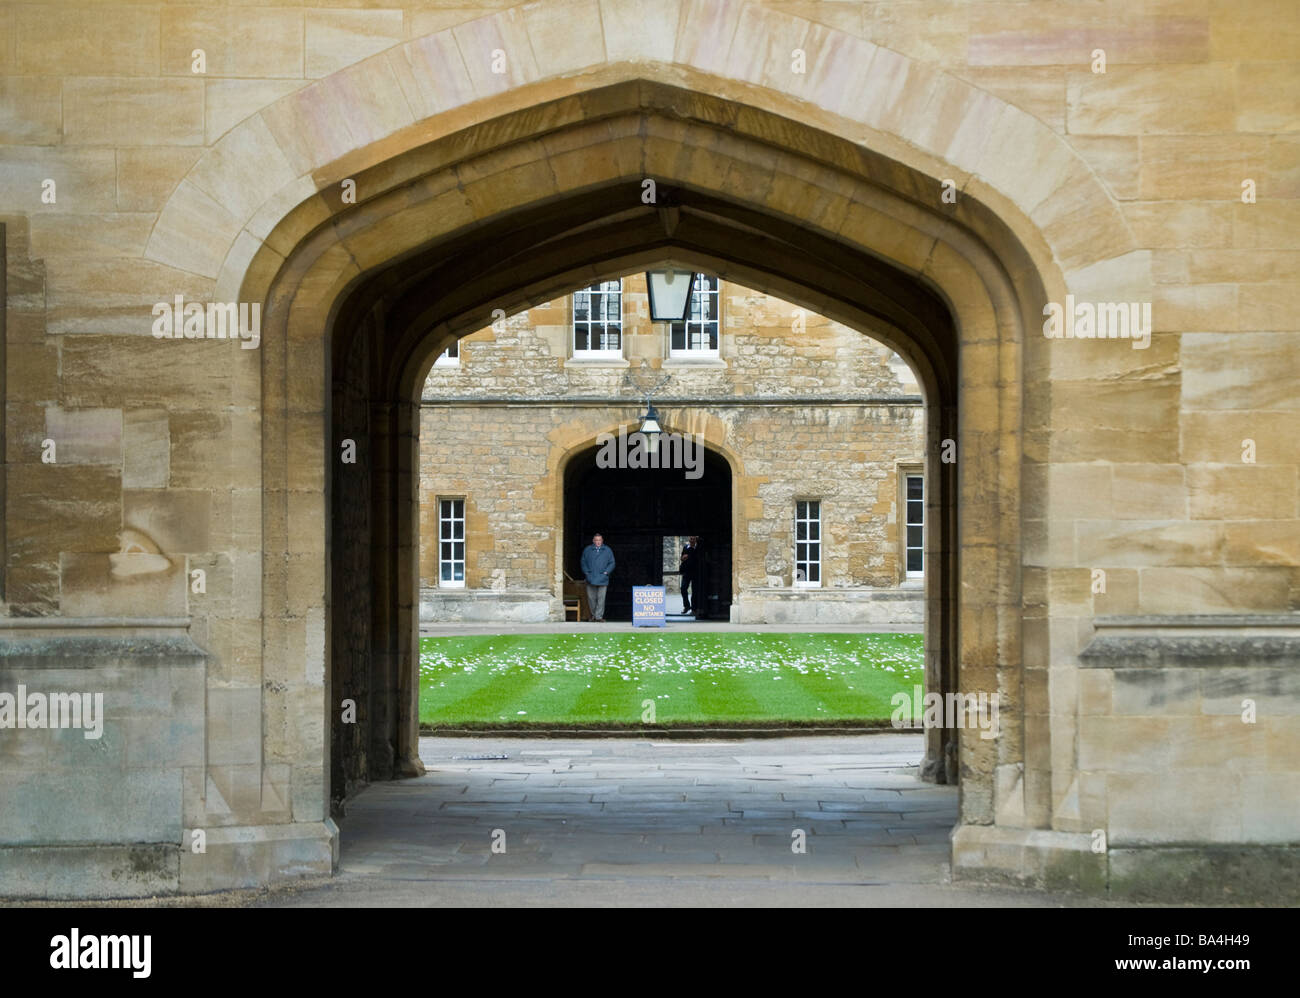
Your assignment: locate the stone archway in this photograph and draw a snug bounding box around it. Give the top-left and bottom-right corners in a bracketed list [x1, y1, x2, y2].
[273, 82, 1023, 879]
[135, 2, 1137, 891]
[315, 111, 979, 797]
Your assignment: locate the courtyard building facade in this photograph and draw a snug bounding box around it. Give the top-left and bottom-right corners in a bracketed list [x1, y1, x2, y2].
[418, 276, 926, 625]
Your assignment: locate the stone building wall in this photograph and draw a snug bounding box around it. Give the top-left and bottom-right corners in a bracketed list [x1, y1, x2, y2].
[418, 278, 926, 623]
[0, 0, 1296, 900]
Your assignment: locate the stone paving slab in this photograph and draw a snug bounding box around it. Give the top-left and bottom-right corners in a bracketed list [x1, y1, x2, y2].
[326, 736, 964, 888]
[245, 735, 1142, 906]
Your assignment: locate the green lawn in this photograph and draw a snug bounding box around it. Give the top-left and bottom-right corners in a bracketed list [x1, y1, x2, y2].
[418, 632, 924, 727]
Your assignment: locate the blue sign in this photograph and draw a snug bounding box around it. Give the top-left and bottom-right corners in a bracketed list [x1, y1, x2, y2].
[632, 586, 667, 627]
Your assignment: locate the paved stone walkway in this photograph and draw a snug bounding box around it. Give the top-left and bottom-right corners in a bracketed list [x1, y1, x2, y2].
[253, 735, 1130, 907]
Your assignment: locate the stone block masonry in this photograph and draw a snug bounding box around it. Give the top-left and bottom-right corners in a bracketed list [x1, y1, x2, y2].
[0, 0, 1296, 903]
[419, 277, 925, 624]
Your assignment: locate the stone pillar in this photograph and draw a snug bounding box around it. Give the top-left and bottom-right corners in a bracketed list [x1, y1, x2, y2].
[394, 397, 425, 778]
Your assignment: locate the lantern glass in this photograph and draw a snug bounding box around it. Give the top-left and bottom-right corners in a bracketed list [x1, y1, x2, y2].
[646, 270, 697, 322]
[639, 410, 663, 455]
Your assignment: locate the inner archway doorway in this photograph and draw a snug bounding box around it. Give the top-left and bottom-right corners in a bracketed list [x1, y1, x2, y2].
[564, 443, 733, 622]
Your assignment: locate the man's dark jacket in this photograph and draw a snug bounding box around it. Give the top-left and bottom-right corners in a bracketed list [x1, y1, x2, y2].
[581, 544, 615, 585]
[680, 545, 700, 579]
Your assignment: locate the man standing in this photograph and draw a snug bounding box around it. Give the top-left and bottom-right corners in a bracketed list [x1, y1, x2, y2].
[679, 536, 700, 615]
[580, 533, 615, 622]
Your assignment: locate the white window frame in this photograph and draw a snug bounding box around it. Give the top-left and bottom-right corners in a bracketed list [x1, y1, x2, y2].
[433, 339, 459, 367]
[905, 474, 924, 579]
[572, 279, 624, 358]
[438, 497, 466, 588]
[668, 275, 720, 357]
[794, 499, 822, 588]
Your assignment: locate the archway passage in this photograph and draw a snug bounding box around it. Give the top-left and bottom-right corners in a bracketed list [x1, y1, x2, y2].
[564, 444, 733, 622]
[311, 79, 1032, 825]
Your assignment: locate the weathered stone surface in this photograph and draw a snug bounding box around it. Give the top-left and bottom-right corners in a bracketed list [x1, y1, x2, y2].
[1109, 845, 1300, 904]
[0, 77, 62, 145]
[0, 845, 179, 900]
[1188, 465, 1297, 521]
[0, 626, 205, 869]
[123, 489, 213, 554]
[306, 10, 405, 79]
[60, 552, 187, 618]
[0, 148, 117, 214]
[123, 410, 170, 489]
[204, 79, 305, 145]
[115, 147, 205, 212]
[14, 6, 160, 76]
[64, 78, 205, 146]
[161, 8, 304, 79]
[1067, 65, 1234, 135]
[1, 0, 1297, 904]
[43, 408, 123, 466]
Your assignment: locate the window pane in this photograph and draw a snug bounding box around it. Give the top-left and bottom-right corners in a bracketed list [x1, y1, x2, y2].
[907, 476, 923, 500]
[907, 525, 923, 548]
[907, 499, 923, 524]
[807, 564, 820, 582]
[907, 550, 923, 573]
[796, 521, 807, 540]
[672, 277, 718, 353]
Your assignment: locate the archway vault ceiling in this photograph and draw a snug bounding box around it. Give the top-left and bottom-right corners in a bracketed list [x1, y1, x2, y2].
[339, 178, 958, 401]
[286, 80, 1045, 407]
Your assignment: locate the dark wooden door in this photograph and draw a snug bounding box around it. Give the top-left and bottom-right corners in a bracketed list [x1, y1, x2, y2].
[567, 449, 732, 620]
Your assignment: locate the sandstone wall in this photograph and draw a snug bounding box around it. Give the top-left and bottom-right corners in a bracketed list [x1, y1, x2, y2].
[0, 0, 1296, 899]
